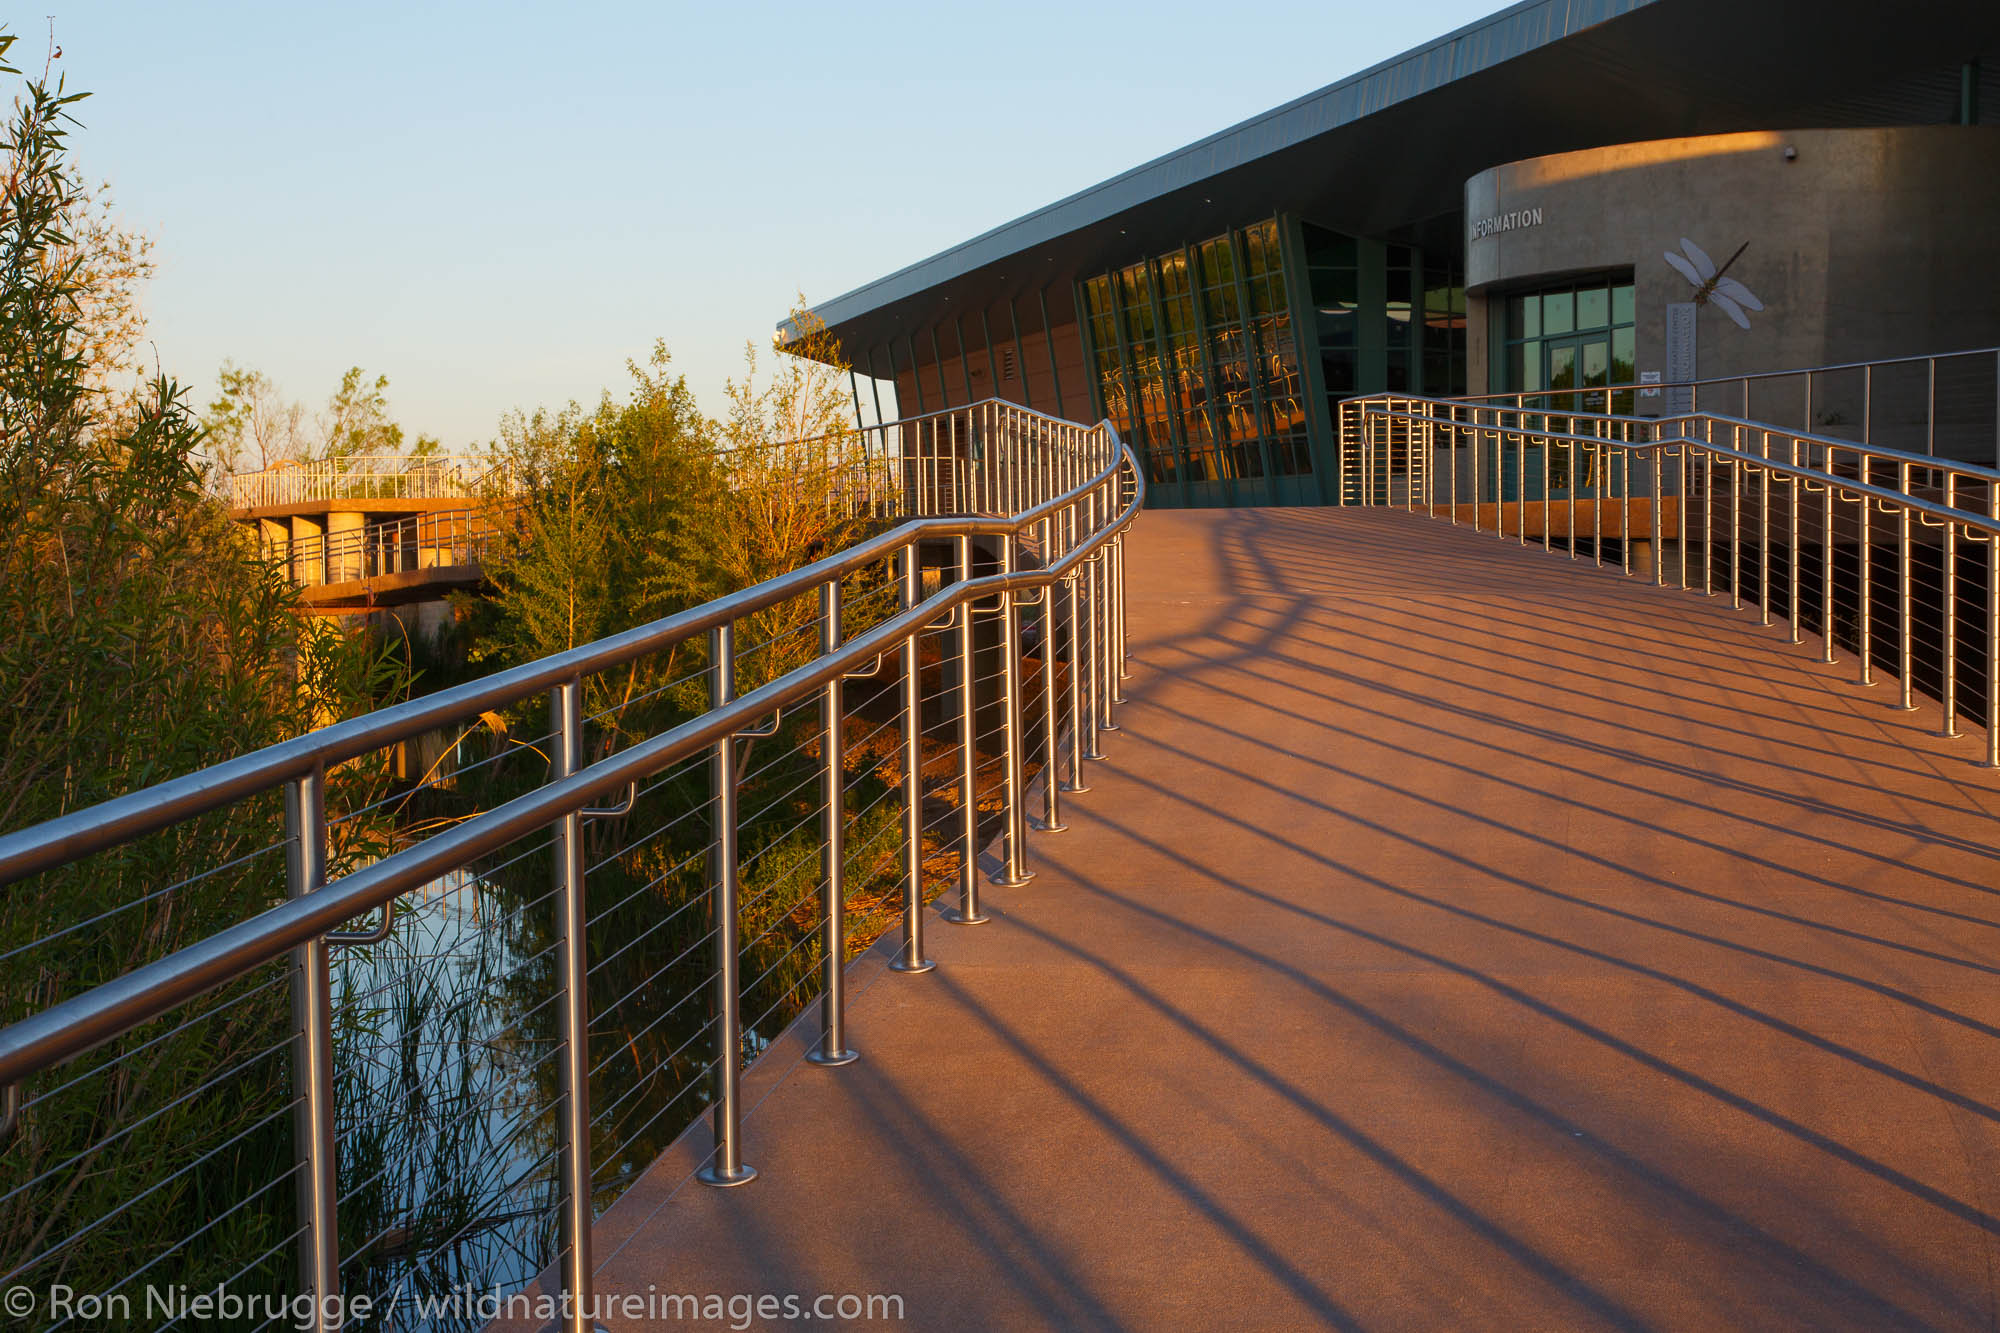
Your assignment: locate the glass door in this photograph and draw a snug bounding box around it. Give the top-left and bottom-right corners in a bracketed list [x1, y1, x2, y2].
[1498, 277, 1634, 498]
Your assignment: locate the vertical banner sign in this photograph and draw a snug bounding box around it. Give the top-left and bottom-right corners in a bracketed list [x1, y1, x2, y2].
[1665, 303, 1697, 415]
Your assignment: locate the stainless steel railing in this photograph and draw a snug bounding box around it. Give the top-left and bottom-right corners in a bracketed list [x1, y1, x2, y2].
[733, 398, 1110, 518]
[0, 401, 1140, 1332]
[1429, 343, 2000, 467]
[227, 455, 515, 511]
[258, 508, 499, 589]
[244, 402, 1102, 593]
[1342, 392, 2000, 768]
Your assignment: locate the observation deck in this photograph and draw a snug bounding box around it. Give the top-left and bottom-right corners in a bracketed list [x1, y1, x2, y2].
[7, 391, 2000, 1333]
[509, 505, 2000, 1331]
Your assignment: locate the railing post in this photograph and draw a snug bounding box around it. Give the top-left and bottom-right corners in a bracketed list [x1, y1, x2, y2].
[992, 535, 1033, 889]
[1595, 430, 1607, 569]
[1621, 448, 1632, 575]
[1730, 435, 1743, 607]
[810, 581, 859, 1064]
[1541, 425, 1551, 554]
[1800, 438, 1816, 640]
[1897, 461, 1916, 710]
[1988, 483, 1999, 767]
[1859, 467, 1875, 687]
[942, 533, 988, 925]
[1469, 414, 1481, 534]
[1928, 358, 1937, 457]
[1568, 420, 1580, 561]
[1650, 452, 1664, 588]
[1759, 433, 1772, 624]
[1111, 528, 1129, 696]
[1449, 411, 1460, 524]
[1822, 458, 1837, 664]
[1063, 564, 1092, 793]
[1425, 415, 1437, 518]
[283, 769, 340, 1333]
[893, 546, 935, 972]
[1090, 488, 1117, 739]
[547, 679, 602, 1322]
[1036, 516, 1068, 835]
[1516, 427, 1527, 546]
[1362, 404, 1373, 506]
[698, 627, 757, 1187]
[1942, 477, 1961, 739]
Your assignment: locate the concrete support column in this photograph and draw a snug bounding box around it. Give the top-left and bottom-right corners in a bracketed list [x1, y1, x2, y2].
[259, 517, 290, 565]
[326, 511, 365, 583]
[291, 515, 324, 586]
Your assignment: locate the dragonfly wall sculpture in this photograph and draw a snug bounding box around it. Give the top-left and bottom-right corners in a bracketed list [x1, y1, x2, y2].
[1664, 238, 1765, 329]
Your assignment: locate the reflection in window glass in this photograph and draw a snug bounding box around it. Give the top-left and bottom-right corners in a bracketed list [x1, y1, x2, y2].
[1548, 344, 1576, 391]
[1582, 340, 1609, 387]
[1611, 327, 1635, 382]
[1543, 291, 1574, 336]
[1578, 286, 1609, 330]
[1499, 274, 1637, 405]
[1080, 218, 1312, 495]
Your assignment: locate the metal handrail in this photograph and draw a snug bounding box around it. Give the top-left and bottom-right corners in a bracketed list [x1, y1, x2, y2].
[258, 506, 499, 588]
[1448, 342, 2000, 406]
[0, 399, 1139, 1333]
[226, 454, 513, 511]
[1356, 403, 2000, 540]
[1433, 344, 2000, 468]
[1343, 394, 2000, 495]
[0, 419, 1114, 884]
[1365, 395, 2000, 490]
[0, 481, 1139, 1087]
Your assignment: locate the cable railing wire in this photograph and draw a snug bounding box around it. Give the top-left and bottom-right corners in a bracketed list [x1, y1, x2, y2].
[0, 399, 1137, 1333]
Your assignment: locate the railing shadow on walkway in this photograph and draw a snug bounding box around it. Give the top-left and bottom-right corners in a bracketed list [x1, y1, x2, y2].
[555, 503, 2000, 1331]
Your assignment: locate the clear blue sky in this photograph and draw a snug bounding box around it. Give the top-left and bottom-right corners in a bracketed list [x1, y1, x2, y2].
[34, 1, 1498, 448]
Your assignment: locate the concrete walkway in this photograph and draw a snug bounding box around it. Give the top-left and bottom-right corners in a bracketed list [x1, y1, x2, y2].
[574, 507, 2000, 1331]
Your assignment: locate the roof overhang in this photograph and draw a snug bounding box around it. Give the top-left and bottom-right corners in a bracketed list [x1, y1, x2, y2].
[787, 0, 2000, 359]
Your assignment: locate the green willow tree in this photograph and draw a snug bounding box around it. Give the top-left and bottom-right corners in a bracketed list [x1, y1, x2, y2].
[0, 35, 401, 1301]
[469, 341, 727, 740]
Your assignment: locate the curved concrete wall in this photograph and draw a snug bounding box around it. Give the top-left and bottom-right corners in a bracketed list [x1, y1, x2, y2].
[1463, 127, 2000, 403]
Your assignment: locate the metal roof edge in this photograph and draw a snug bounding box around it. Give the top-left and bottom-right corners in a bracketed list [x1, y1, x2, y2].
[789, 0, 1659, 338]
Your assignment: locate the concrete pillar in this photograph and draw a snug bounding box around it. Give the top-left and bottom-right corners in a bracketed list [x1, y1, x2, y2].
[291, 515, 324, 586]
[420, 512, 455, 570]
[258, 517, 289, 564]
[326, 510, 365, 583]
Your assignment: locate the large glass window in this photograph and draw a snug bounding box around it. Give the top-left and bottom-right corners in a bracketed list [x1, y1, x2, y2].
[1195, 237, 1262, 479]
[1498, 274, 1637, 412]
[1081, 275, 1135, 454]
[1385, 245, 1416, 392]
[1422, 253, 1466, 396]
[1303, 222, 1462, 456]
[1307, 228, 1357, 399]
[1079, 218, 1312, 494]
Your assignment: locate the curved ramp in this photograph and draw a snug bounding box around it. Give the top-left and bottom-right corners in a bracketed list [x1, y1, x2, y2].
[559, 507, 2000, 1331]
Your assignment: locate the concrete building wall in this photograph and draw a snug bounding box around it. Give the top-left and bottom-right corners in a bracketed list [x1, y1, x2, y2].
[1464, 126, 2000, 415]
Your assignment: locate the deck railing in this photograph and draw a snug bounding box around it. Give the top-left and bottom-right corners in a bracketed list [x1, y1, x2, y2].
[1342, 392, 2000, 767]
[0, 402, 1139, 1332]
[731, 398, 1109, 519]
[260, 508, 499, 589]
[226, 455, 514, 511]
[1428, 343, 2000, 470]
